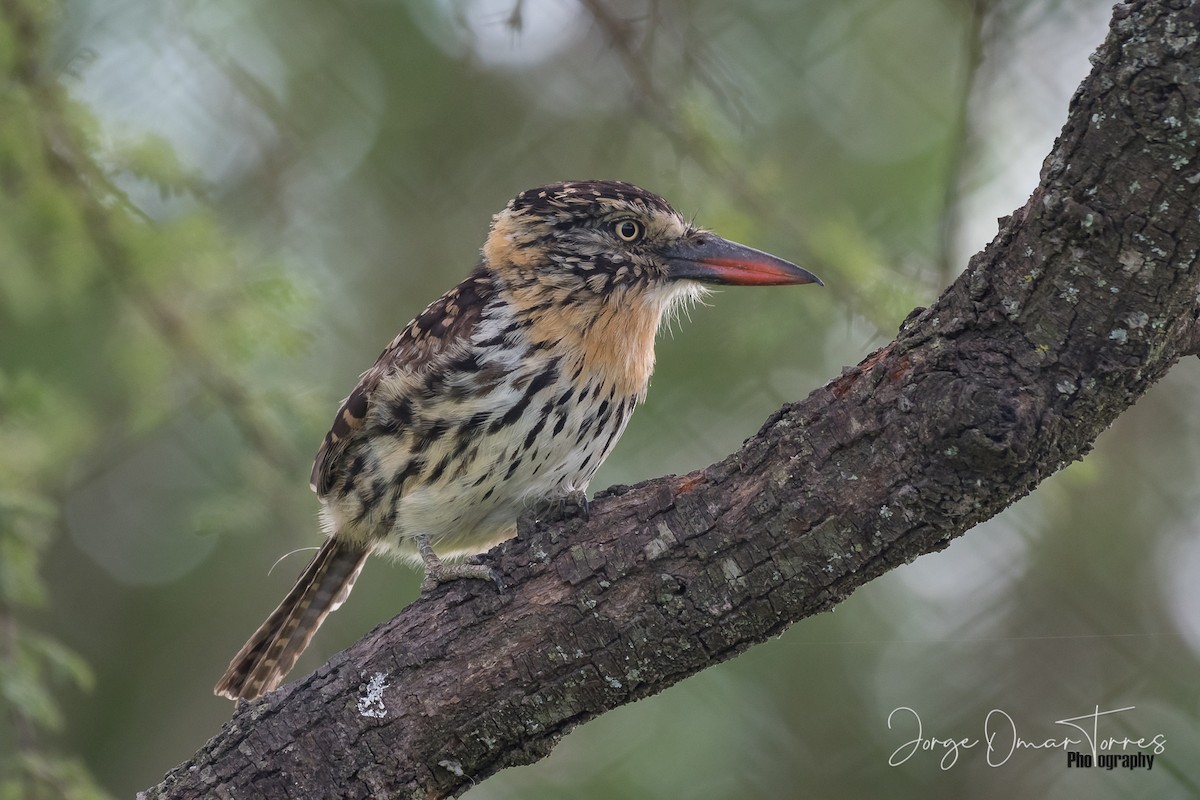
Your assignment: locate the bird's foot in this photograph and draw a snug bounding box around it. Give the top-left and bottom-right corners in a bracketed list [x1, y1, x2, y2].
[420, 561, 499, 592]
[534, 489, 590, 523]
[417, 534, 500, 592]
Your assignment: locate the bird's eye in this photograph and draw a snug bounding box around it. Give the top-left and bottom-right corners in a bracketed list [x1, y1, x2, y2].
[613, 219, 644, 242]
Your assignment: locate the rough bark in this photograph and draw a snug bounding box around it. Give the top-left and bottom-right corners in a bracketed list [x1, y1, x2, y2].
[142, 3, 1200, 798]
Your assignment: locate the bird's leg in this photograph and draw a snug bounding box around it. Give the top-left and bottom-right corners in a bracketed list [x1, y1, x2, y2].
[533, 489, 590, 523]
[416, 533, 498, 592]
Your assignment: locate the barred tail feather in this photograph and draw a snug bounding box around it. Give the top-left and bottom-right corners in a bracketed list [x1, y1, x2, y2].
[214, 538, 369, 701]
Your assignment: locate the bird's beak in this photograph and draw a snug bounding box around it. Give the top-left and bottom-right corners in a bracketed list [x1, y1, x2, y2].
[662, 235, 823, 287]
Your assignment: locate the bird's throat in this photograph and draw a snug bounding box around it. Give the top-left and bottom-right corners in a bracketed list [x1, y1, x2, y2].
[516, 285, 668, 403]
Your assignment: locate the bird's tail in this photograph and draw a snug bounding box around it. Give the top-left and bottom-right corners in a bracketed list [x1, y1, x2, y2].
[214, 537, 369, 701]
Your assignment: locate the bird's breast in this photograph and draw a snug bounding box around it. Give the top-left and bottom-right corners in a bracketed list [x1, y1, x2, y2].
[323, 335, 642, 561]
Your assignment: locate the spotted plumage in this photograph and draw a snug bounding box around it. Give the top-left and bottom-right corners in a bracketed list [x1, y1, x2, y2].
[215, 180, 821, 700]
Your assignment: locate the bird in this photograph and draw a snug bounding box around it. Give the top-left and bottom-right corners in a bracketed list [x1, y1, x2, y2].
[214, 180, 821, 700]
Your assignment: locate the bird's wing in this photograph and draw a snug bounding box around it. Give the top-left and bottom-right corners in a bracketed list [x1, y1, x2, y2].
[310, 265, 494, 497]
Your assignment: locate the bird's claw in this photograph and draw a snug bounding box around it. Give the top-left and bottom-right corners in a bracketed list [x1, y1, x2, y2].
[416, 532, 502, 591]
[535, 490, 590, 523]
[420, 561, 501, 592]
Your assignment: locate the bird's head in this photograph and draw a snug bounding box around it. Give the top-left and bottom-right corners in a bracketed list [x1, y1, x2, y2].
[482, 180, 821, 315]
[480, 181, 821, 398]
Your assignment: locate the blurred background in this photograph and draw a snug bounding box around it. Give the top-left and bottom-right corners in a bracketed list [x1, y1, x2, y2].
[3, 0, 1199, 797]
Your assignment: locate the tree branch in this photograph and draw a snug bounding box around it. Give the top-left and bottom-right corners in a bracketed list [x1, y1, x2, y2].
[141, 2, 1200, 797]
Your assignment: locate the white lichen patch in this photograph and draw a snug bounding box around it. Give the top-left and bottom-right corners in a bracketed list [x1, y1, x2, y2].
[357, 672, 390, 719]
[1057, 379, 1077, 395]
[1123, 311, 1150, 329]
[1108, 328, 1129, 344]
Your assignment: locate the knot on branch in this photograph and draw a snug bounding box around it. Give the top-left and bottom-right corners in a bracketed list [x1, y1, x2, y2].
[930, 378, 1040, 471]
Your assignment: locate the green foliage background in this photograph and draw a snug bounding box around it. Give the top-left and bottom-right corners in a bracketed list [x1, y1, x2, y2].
[2, 0, 1198, 797]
